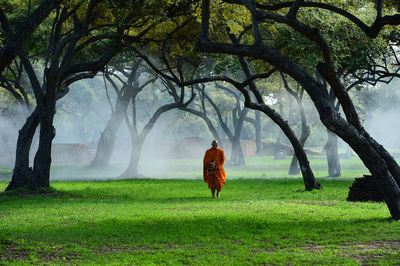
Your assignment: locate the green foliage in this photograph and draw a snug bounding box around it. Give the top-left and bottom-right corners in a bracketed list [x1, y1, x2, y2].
[0, 0, 55, 58]
[0, 89, 18, 112]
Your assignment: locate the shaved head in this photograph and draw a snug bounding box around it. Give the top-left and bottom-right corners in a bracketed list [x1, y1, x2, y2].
[212, 140, 218, 148]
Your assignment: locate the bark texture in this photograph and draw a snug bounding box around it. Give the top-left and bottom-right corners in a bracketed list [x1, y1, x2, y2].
[6, 108, 39, 191]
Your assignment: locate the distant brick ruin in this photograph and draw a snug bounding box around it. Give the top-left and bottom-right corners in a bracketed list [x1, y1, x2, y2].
[0, 137, 323, 166]
[51, 143, 94, 164]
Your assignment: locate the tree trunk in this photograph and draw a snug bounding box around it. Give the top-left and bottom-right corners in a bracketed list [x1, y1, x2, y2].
[89, 111, 125, 167]
[89, 91, 132, 168]
[248, 102, 321, 190]
[369, 137, 400, 186]
[274, 100, 284, 159]
[229, 107, 248, 166]
[324, 129, 341, 177]
[344, 130, 400, 219]
[289, 97, 310, 175]
[230, 137, 245, 166]
[244, 111, 263, 156]
[206, 85, 247, 166]
[118, 91, 192, 178]
[90, 61, 143, 168]
[288, 156, 300, 175]
[236, 45, 318, 188]
[32, 114, 55, 189]
[6, 108, 39, 191]
[119, 139, 143, 179]
[255, 110, 263, 155]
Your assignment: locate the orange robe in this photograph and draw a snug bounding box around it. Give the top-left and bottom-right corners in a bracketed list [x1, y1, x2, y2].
[203, 147, 226, 190]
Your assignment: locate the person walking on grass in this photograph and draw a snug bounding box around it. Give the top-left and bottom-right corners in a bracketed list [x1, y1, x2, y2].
[203, 140, 226, 198]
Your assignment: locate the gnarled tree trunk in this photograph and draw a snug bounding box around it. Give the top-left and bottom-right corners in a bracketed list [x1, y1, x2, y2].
[32, 113, 56, 189]
[324, 129, 341, 177]
[6, 108, 39, 191]
[250, 102, 321, 190]
[288, 95, 310, 175]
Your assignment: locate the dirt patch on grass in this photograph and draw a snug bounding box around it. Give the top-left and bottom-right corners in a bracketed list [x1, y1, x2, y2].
[252, 239, 277, 254]
[0, 189, 82, 200]
[0, 189, 66, 198]
[284, 200, 336, 207]
[300, 200, 336, 207]
[303, 240, 400, 264]
[0, 239, 81, 263]
[0, 240, 29, 261]
[347, 240, 400, 250]
[37, 249, 82, 263]
[302, 242, 324, 253]
[303, 239, 400, 252]
[97, 243, 176, 254]
[340, 241, 399, 265]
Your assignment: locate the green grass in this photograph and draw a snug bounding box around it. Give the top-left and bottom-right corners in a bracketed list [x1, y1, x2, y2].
[1, 177, 400, 265]
[1, 156, 399, 265]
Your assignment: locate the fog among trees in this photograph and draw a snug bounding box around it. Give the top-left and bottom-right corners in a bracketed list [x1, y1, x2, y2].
[2, 0, 400, 218]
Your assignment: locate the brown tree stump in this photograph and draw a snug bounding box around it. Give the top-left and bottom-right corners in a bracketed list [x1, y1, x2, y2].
[347, 175, 384, 202]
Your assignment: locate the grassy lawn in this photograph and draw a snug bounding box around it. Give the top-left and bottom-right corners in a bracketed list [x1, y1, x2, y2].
[1, 156, 399, 264]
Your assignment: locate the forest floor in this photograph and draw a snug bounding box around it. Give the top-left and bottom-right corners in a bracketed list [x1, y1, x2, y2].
[0, 156, 399, 264]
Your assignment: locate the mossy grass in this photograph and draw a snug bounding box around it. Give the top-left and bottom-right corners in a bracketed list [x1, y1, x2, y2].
[1, 176, 400, 265]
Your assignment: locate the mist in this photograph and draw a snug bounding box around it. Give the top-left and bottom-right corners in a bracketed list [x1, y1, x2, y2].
[49, 76, 214, 180]
[2, 74, 400, 182]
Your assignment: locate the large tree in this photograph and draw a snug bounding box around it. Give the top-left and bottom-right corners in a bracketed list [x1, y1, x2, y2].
[3, 0, 162, 191]
[235, 53, 321, 190]
[89, 60, 152, 168]
[196, 0, 400, 219]
[119, 70, 195, 178]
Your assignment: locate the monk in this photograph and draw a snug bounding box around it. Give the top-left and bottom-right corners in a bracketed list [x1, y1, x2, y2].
[203, 140, 226, 198]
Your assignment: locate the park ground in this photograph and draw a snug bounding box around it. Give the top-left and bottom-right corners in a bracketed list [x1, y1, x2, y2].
[1, 156, 400, 265]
